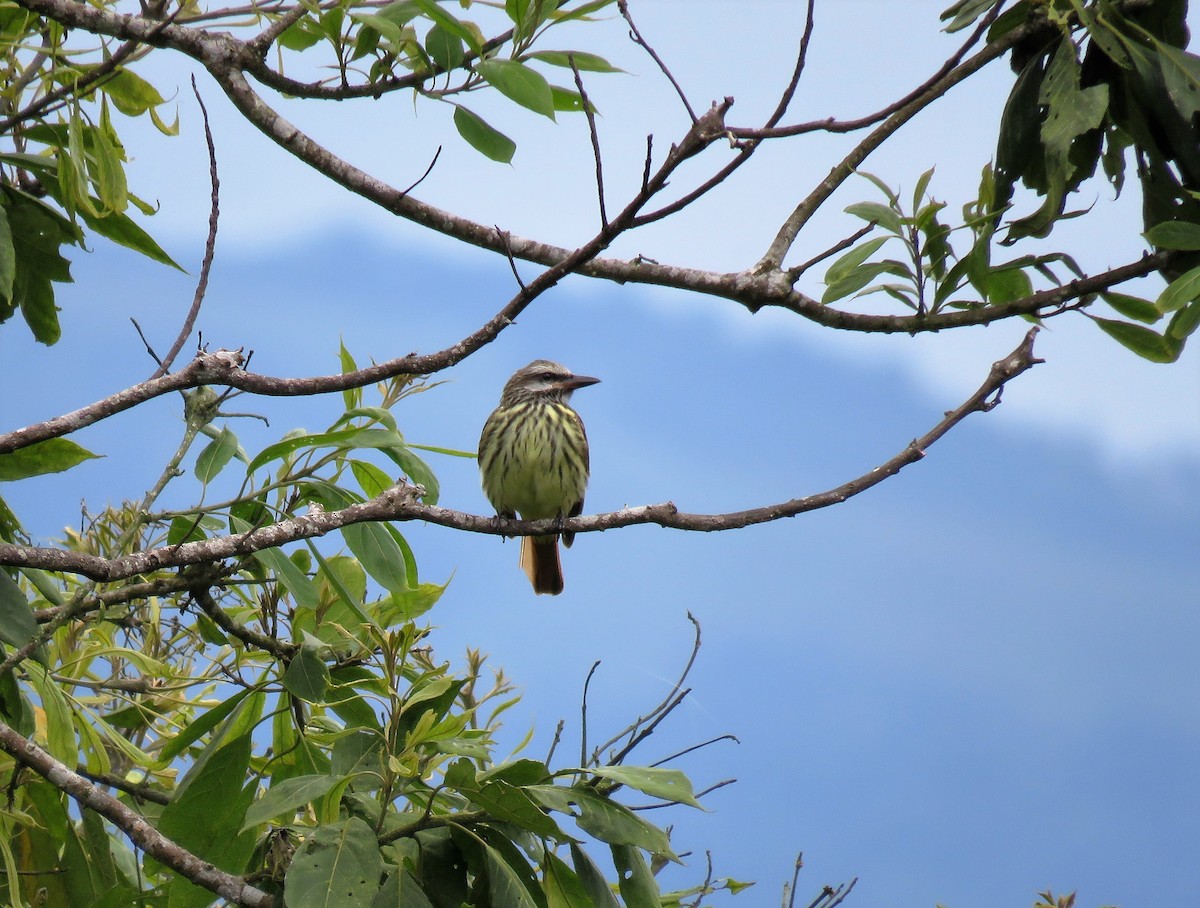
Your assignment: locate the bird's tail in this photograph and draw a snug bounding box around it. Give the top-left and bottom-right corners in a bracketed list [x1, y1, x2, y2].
[520, 535, 563, 595]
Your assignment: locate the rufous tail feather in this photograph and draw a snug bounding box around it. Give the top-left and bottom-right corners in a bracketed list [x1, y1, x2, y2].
[520, 536, 563, 595]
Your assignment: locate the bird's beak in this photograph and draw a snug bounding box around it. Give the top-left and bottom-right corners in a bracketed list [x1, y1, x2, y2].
[561, 374, 600, 391]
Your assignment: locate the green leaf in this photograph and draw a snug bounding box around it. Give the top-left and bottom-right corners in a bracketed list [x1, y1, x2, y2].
[1156, 263, 1200, 313]
[471, 781, 567, 839]
[93, 66, 167, 117]
[480, 836, 540, 908]
[1167, 298, 1200, 340]
[0, 571, 38, 650]
[1093, 318, 1183, 363]
[568, 843, 622, 908]
[1144, 220, 1200, 250]
[543, 850, 594, 908]
[283, 646, 332, 702]
[525, 50, 624, 73]
[382, 443, 439, 503]
[611, 844, 661, 908]
[939, 0, 996, 32]
[158, 689, 253, 762]
[377, 581, 446, 625]
[195, 426, 239, 483]
[823, 261, 905, 304]
[341, 521, 410, 592]
[1101, 292, 1161, 324]
[246, 427, 406, 474]
[25, 663, 75, 761]
[411, 0, 481, 54]
[0, 438, 99, 481]
[241, 774, 343, 832]
[453, 105, 516, 163]
[529, 786, 677, 859]
[425, 22, 464, 71]
[0, 205, 14, 304]
[154, 735, 258, 906]
[824, 236, 890, 285]
[844, 200, 903, 235]
[230, 515, 322, 608]
[76, 205, 182, 270]
[475, 59, 556, 119]
[583, 765, 704, 808]
[284, 817, 384, 908]
[350, 459, 394, 498]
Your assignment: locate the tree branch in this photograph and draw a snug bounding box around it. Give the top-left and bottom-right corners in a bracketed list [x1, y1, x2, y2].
[0, 720, 274, 907]
[0, 329, 1044, 581]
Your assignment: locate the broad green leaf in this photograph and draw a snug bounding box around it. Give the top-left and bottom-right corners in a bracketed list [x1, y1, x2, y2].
[551, 0, 617, 25]
[411, 0, 481, 54]
[373, 868, 434, 908]
[1144, 220, 1200, 250]
[350, 459, 394, 498]
[25, 663, 75, 761]
[1101, 291, 1161, 324]
[543, 850, 594, 908]
[247, 427, 405, 474]
[283, 646, 332, 702]
[0, 438, 99, 481]
[845, 200, 903, 235]
[582, 765, 703, 808]
[342, 521, 409, 592]
[1093, 318, 1183, 362]
[0, 205, 13, 303]
[382, 443, 439, 503]
[1167, 298, 1200, 340]
[476, 59, 556, 119]
[378, 581, 447, 625]
[284, 817, 383, 908]
[480, 835, 540, 908]
[528, 786, 676, 858]
[231, 515, 321, 608]
[154, 735, 258, 908]
[1156, 264, 1200, 313]
[470, 781, 566, 838]
[195, 426, 239, 483]
[525, 50, 624, 73]
[981, 265, 1033, 304]
[77, 204, 182, 270]
[425, 23, 464, 71]
[939, 0, 996, 32]
[823, 261, 905, 304]
[453, 106, 516, 163]
[569, 843, 622, 908]
[611, 844, 661, 908]
[339, 340, 361, 410]
[92, 66, 167, 116]
[825, 236, 890, 285]
[241, 774, 343, 832]
[154, 688, 254, 762]
[280, 16, 324, 51]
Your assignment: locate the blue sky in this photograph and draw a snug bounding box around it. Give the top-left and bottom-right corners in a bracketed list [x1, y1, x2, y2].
[3, 2, 1199, 907]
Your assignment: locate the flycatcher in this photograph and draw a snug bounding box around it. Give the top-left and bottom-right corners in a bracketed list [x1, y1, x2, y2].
[478, 360, 600, 595]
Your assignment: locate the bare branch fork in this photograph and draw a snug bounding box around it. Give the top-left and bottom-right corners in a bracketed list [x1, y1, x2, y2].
[0, 329, 1045, 581]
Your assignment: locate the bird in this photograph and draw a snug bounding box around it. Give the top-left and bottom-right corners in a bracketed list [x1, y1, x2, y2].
[478, 360, 600, 595]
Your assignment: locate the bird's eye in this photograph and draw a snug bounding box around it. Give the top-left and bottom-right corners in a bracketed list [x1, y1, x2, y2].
[540, 372, 555, 381]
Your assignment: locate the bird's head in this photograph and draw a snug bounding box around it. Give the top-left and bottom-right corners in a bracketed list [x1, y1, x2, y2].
[501, 360, 601, 404]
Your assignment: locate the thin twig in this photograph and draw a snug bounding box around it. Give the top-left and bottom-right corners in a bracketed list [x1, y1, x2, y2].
[580, 660, 601, 768]
[788, 223, 877, 279]
[400, 146, 442, 197]
[617, 0, 696, 122]
[650, 733, 740, 768]
[569, 53, 608, 233]
[151, 78, 220, 379]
